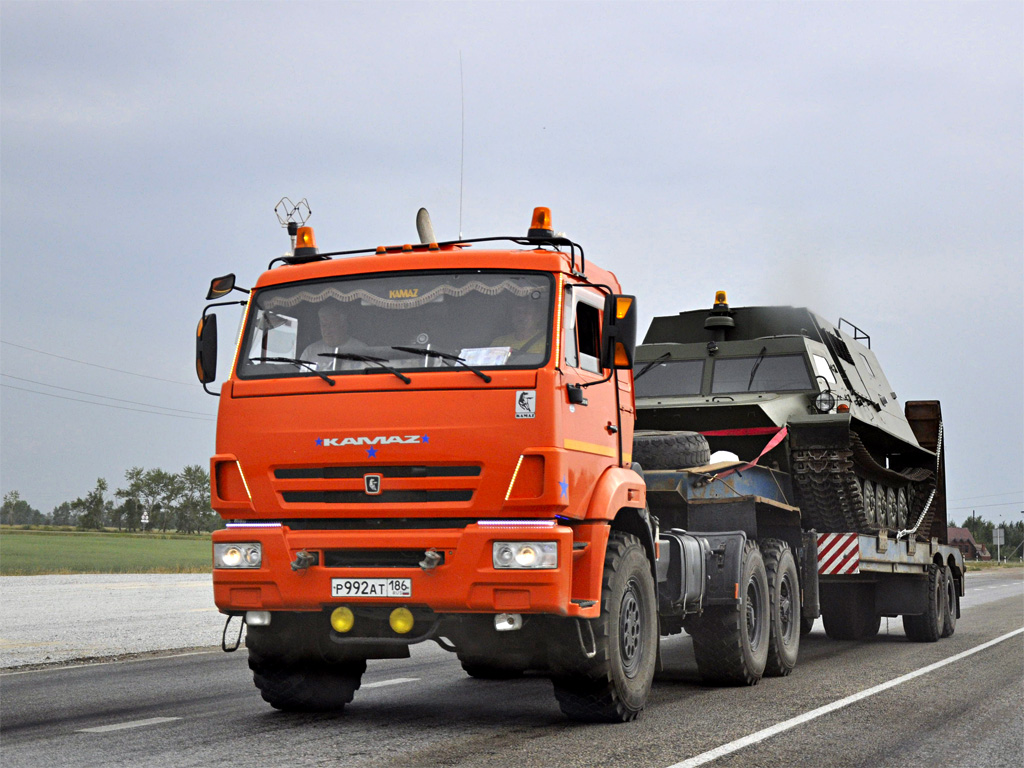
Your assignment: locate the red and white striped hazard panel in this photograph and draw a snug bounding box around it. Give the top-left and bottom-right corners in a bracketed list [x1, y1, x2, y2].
[817, 533, 860, 575]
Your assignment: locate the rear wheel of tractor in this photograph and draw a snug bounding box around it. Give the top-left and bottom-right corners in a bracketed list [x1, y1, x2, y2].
[761, 539, 800, 677]
[691, 540, 769, 685]
[632, 430, 710, 469]
[940, 566, 957, 638]
[903, 563, 944, 642]
[248, 651, 366, 712]
[553, 532, 658, 722]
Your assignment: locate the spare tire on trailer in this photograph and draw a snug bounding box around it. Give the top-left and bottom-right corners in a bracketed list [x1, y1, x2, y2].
[633, 430, 710, 469]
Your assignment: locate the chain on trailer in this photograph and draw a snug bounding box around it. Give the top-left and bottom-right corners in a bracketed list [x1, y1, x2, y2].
[896, 421, 943, 541]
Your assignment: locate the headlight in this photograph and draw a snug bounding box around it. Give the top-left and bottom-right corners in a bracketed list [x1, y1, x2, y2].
[492, 542, 558, 569]
[214, 542, 262, 568]
[814, 390, 837, 413]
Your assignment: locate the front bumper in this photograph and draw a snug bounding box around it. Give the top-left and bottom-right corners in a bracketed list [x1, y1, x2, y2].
[212, 521, 603, 618]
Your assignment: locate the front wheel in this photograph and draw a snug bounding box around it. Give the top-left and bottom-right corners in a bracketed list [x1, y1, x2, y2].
[552, 531, 658, 722]
[249, 651, 365, 712]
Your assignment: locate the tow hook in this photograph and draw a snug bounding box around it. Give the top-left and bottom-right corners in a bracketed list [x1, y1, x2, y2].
[291, 550, 318, 571]
[419, 549, 442, 570]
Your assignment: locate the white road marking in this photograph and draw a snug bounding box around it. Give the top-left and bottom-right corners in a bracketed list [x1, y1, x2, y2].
[77, 717, 181, 733]
[362, 677, 419, 689]
[667, 627, 1024, 768]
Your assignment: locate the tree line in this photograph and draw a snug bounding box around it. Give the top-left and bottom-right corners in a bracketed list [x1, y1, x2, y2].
[1, 465, 217, 534]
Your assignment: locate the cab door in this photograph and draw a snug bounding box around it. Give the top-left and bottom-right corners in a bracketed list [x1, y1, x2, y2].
[558, 283, 619, 517]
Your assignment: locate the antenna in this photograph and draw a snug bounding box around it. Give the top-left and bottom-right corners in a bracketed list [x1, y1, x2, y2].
[459, 50, 465, 240]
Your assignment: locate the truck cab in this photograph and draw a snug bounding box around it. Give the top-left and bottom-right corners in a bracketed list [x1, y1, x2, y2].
[197, 207, 659, 721]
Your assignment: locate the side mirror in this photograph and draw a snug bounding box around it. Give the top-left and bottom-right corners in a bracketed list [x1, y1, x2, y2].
[601, 294, 638, 370]
[207, 274, 238, 300]
[196, 313, 218, 384]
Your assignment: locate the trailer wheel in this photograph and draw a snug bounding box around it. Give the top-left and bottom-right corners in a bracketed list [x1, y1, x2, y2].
[249, 651, 365, 712]
[761, 539, 800, 676]
[552, 531, 658, 722]
[903, 563, 944, 642]
[821, 585, 879, 640]
[632, 430, 710, 469]
[940, 566, 957, 638]
[691, 540, 769, 685]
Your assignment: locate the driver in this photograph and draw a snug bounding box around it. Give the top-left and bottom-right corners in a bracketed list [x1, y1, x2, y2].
[491, 298, 547, 354]
[301, 301, 368, 370]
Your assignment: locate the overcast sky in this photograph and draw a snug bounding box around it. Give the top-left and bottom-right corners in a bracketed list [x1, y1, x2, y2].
[1, 1, 1021, 526]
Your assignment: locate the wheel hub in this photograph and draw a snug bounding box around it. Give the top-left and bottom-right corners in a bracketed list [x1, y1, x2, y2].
[619, 579, 645, 678]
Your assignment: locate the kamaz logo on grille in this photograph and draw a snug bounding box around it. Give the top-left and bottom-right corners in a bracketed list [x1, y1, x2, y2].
[364, 474, 382, 495]
[316, 435, 426, 447]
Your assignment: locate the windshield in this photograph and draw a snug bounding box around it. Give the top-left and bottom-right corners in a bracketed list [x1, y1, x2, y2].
[633, 360, 704, 398]
[237, 271, 553, 380]
[711, 354, 812, 393]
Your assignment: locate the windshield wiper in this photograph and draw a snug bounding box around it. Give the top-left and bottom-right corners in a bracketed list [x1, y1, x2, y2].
[390, 346, 492, 383]
[319, 352, 411, 384]
[633, 352, 671, 381]
[747, 346, 768, 391]
[249, 357, 335, 387]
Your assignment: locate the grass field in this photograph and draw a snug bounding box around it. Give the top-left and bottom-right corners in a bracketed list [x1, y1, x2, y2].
[0, 529, 211, 575]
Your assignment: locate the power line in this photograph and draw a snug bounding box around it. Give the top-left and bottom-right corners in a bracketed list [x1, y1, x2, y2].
[1, 383, 214, 422]
[1, 340, 195, 386]
[0, 374, 214, 417]
[948, 501, 1024, 511]
[948, 491, 1023, 503]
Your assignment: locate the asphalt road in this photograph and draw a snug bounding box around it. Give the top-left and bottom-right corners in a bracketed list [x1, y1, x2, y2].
[2, 570, 1021, 768]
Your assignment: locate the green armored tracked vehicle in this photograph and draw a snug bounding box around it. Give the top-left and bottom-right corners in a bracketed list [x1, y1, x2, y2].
[632, 292, 947, 542]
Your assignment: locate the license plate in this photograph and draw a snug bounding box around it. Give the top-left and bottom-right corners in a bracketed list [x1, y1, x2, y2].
[331, 578, 411, 598]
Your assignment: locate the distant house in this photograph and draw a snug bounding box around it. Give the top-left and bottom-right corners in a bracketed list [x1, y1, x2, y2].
[948, 527, 992, 560]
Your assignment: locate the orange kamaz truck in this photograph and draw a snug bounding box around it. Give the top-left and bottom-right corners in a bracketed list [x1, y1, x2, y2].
[196, 205, 962, 722]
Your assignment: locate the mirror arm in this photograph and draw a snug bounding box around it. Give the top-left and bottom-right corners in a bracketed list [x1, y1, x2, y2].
[204, 299, 247, 317]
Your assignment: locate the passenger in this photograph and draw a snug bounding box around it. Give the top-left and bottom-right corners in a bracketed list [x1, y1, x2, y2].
[301, 301, 368, 370]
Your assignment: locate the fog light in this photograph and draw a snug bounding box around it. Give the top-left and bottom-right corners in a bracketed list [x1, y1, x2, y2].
[245, 611, 271, 626]
[331, 606, 354, 633]
[389, 607, 414, 634]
